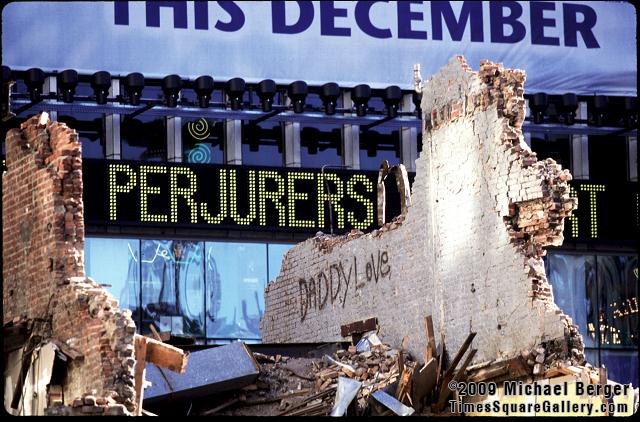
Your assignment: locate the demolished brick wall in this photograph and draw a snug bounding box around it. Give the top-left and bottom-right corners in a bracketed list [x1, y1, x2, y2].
[2, 113, 136, 412]
[261, 56, 583, 368]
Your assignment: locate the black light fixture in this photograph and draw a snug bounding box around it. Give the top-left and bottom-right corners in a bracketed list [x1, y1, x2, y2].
[162, 74, 182, 107]
[91, 71, 111, 105]
[288, 81, 308, 113]
[225, 77, 245, 110]
[623, 97, 637, 128]
[256, 79, 276, 112]
[57, 69, 78, 103]
[592, 95, 608, 127]
[320, 82, 340, 115]
[194, 75, 214, 108]
[529, 93, 548, 124]
[352, 84, 371, 117]
[24, 68, 45, 103]
[412, 91, 422, 117]
[124, 72, 145, 106]
[382, 85, 402, 118]
[559, 93, 578, 125]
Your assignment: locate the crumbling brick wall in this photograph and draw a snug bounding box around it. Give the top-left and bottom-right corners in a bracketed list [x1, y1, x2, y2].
[2, 113, 136, 412]
[261, 56, 583, 367]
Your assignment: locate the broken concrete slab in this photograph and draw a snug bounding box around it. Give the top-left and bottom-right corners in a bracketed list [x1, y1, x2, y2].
[143, 343, 260, 404]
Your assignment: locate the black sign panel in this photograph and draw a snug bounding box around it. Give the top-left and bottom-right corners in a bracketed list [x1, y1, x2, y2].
[564, 180, 638, 243]
[83, 159, 390, 233]
[82, 159, 638, 242]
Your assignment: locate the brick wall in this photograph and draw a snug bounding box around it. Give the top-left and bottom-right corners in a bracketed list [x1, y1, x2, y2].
[261, 56, 584, 366]
[3, 113, 136, 412]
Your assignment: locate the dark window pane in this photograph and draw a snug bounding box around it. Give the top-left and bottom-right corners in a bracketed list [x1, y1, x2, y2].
[360, 125, 400, 170]
[205, 242, 267, 340]
[58, 113, 105, 159]
[268, 243, 295, 282]
[600, 349, 638, 387]
[529, 133, 571, 171]
[300, 123, 342, 168]
[182, 118, 224, 164]
[85, 237, 140, 324]
[547, 254, 598, 347]
[242, 121, 283, 167]
[121, 114, 166, 161]
[588, 135, 627, 182]
[141, 240, 204, 337]
[597, 255, 638, 347]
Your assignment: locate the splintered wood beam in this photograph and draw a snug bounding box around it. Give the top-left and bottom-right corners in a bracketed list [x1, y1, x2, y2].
[436, 332, 445, 389]
[139, 335, 189, 373]
[440, 332, 476, 388]
[424, 316, 436, 362]
[134, 335, 148, 416]
[436, 349, 477, 409]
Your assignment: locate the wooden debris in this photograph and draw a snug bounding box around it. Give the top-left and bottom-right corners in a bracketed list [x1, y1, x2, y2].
[424, 316, 437, 362]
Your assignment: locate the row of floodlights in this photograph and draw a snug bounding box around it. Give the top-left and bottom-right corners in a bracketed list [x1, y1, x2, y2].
[5, 67, 421, 119]
[528, 92, 637, 128]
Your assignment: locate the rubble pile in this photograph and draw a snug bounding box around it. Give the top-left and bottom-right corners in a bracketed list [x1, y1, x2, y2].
[44, 391, 130, 416]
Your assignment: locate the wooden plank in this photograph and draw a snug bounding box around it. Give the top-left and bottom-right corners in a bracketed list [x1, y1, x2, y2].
[435, 349, 477, 410]
[395, 364, 414, 403]
[435, 332, 445, 389]
[340, 317, 379, 337]
[411, 358, 437, 413]
[134, 335, 149, 416]
[439, 332, 476, 388]
[138, 335, 189, 373]
[424, 316, 436, 362]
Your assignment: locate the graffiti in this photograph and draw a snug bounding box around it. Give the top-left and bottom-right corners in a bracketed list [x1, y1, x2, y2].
[298, 250, 391, 321]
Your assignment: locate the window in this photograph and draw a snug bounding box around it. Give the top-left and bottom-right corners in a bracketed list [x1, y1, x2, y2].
[360, 126, 400, 171]
[84, 237, 140, 323]
[86, 237, 294, 343]
[588, 135, 628, 182]
[268, 243, 294, 281]
[242, 121, 283, 167]
[547, 252, 638, 387]
[140, 240, 205, 337]
[205, 242, 267, 340]
[121, 87, 166, 161]
[529, 133, 571, 171]
[58, 112, 105, 159]
[182, 118, 224, 164]
[300, 123, 342, 168]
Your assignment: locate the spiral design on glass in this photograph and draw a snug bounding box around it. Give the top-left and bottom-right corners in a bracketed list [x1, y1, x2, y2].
[187, 143, 212, 164]
[187, 118, 210, 141]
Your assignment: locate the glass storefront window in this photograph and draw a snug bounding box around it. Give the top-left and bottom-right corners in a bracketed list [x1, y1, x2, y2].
[547, 254, 598, 347]
[140, 240, 205, 337]
[85, 237, 140, 322]
[205, 242, 267, 340]
[182, 118, 224, 164]
[596, 255, 638, 347]
[600, 349, 638, 387]
[268, 243, 294, 282]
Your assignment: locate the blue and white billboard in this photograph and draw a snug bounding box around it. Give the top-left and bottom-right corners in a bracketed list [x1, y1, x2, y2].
[2, 1, 636, 95]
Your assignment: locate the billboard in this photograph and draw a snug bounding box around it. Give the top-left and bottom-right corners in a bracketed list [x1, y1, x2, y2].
[2, 1, 637, 95]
